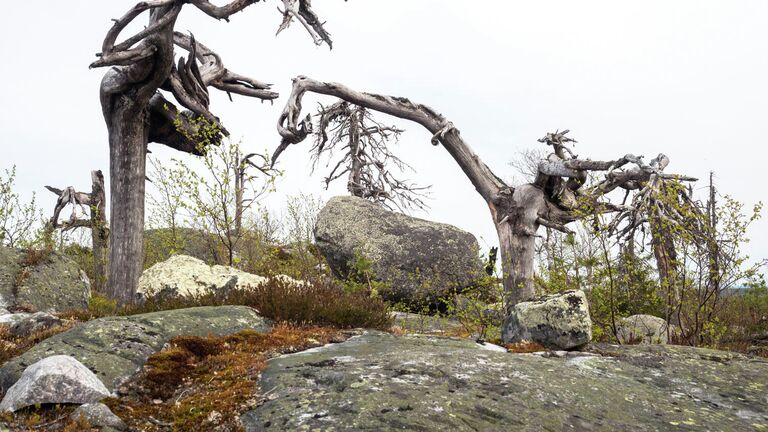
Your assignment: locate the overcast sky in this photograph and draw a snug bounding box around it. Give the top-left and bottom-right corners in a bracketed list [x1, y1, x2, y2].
[1, 1, 766, 266]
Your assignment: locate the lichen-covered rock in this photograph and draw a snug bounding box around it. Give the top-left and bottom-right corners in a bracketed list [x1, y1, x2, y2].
[0, 306, 270, 391]
[71, 403, 127, 431]
[503, 290, 591, 349]
[617, 314, 670, 344]
[0, 247, 18, 309]
[0, 355, 110, 412]
[7, 312, 64, 337]
[315, 196, 483, 306]
[0, 246, 90, 312]
[137, 254, 298, 300]
[242, 332, 768, 431]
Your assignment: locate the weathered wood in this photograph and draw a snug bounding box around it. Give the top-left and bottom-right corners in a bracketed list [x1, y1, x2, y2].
[273, 77, 700, 343]
[91, 1, 331, 303]
[311, 102, 426, 211]
[46, 170, 109, 292]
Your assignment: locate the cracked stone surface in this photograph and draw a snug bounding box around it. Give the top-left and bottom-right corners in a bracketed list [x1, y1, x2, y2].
[243, 332, 768, 431]
[0, 306, 270, 391]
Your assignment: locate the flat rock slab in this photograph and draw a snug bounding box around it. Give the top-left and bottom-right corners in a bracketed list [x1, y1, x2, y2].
[0, 306, 270, 392]
[243, 332, 768, 431]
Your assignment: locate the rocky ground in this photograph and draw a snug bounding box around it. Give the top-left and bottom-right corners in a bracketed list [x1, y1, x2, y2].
[245, 332, 768, 431]
[0, 246, 766, 431]
[1, 310, 767, 431]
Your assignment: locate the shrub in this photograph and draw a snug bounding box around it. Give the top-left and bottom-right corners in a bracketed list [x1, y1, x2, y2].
[64, 277, 393, 330]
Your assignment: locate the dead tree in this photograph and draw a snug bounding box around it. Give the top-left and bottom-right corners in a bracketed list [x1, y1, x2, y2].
[90, 1, 331, 304]
[46, 171, 109, 292]
[311, 101, 428, 211]
[274, 77, 699, 342]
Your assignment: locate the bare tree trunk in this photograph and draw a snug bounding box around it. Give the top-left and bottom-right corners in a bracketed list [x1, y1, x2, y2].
[90, 170, 109, 293]
[347, 108, 364, 197]
[650, 214, 679, 327]
[105, 104, 150, 304]
[235, 150, 244, 238]
[706, 172, 720, 307]
[496, 220, 537, 301]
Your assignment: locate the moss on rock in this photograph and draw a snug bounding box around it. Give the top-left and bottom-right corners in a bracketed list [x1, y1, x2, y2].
[0, 306, 270, 392]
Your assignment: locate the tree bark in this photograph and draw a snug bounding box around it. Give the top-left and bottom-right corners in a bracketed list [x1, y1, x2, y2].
[90, 171, 109, 293]
[650, 213, 679, 326]
[104, 102, 151, 304]
[347, 108, 364, 198]
[491, 185, 548, 303]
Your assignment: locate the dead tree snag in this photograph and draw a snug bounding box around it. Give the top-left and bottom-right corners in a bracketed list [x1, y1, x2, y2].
[273, 77, 699, 342]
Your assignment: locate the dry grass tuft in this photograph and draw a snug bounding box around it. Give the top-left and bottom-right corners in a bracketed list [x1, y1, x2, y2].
[104, 325, 351, 431]
[0, 322, 75, 365]
[505, 340, 547, 353]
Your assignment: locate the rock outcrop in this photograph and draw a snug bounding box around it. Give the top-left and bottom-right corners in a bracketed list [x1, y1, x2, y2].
[0, 355, 110, 412]
[137, 255, 298, 300]
[0, 306, 270, 391]
[616, 314, 670, 344]
[314, 196, 483, 306]
[0, 246, 90, 312]
[503, 290, 592, 349]
[242, 332, 768, 431]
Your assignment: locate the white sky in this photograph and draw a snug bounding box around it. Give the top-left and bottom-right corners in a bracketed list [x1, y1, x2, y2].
[0, 1, 766, 265]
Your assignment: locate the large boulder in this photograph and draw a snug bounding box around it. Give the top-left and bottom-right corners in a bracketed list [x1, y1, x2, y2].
[242, 332, 768, 431]
[0, 355, 110, 412]
[617, 314, 670, 344]
[0, 246, 90, 312]
[137, 255, 298, 300]
[0, 306, 270, 392]
[314, 196, 483, 306]
[503, 290, 592, 349]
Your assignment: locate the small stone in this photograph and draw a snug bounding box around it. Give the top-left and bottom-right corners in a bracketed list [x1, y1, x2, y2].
[0, 355, 110, 412]
[71, 403, 127, 431]
[616, 314, 671, 345]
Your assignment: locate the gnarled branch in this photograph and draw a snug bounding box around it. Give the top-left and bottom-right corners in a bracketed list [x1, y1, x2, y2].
[274, 76, 505, 202]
